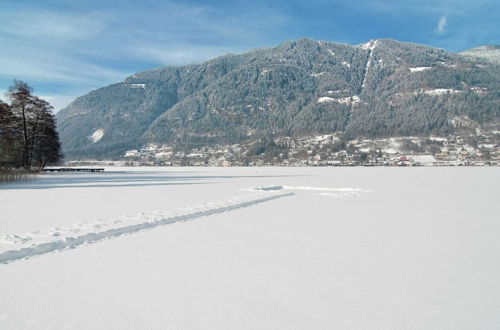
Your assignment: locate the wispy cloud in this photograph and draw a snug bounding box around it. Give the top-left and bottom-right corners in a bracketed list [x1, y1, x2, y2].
[0, 9, 107, 40]
[436, 16, 448, 34]
[0, 43, 130, 84]
[0, 0, 291, 109]
[0, 1, 288, 99]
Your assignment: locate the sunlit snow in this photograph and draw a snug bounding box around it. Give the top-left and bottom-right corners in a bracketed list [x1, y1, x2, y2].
[317, 95, 360, 105]
[1, 167, 499, 329]
[420, 88, 463, 96]
[341, 61, 351, 68]
[409, 66, 431, 72]
[89, 129, 104, 143]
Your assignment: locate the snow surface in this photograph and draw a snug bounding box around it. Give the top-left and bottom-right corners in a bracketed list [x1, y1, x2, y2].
[361, 40, 378, 89]
[317, 95, 360, 105]
[88, 129, 104, 143]
[341, 61, 351, 68]
[1, 167, 500, 329]
[410, 155, 437, 165]
[317, 96, 336, 103]
[360, 40, 378, 51]
[471, 86, 488, 95]
[420, 88, 463, 96]
[409, 67, 431, 72]
[310, 72, 326, 78]
[0, 190, 294, 263]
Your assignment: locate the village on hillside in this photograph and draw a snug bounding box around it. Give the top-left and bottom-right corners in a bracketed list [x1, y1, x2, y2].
[69, 129, 500, 167]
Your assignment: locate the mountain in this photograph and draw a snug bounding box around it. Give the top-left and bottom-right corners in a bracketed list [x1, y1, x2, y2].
[460, 45, 500, 65]
[56, 38, 500, 159]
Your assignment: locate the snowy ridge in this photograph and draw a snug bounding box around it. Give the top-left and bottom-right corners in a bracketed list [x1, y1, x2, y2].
[360, 40, 378, 51]
[0, 191, 294, 264]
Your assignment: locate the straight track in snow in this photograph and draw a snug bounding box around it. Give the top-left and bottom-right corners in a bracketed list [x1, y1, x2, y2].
[0, 191, 294, 264]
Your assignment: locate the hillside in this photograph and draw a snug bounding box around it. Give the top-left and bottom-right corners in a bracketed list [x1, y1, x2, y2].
[460, 45, 500, 65]
[56, 38, 500, 159]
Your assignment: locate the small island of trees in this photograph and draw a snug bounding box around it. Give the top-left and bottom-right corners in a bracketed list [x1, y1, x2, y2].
[0, 80, 62, 182]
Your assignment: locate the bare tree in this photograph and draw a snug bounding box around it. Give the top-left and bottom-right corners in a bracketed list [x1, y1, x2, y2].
[6, 80, 62, 169]
[8, 80, 34, 168]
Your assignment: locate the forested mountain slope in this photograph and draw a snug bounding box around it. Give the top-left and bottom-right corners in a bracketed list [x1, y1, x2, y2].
[56, 38, 500, 159]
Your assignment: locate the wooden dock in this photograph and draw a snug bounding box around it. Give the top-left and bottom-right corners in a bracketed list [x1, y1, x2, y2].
[42, 168, 105, 173]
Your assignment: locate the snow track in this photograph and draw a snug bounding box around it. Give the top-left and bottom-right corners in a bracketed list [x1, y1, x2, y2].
[361, 40, 378, 90]
[0, 191, 294, 264]
[253, 185, 371, 197]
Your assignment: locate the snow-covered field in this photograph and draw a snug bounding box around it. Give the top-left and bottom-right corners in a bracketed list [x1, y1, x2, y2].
[1, 167, 499, 329]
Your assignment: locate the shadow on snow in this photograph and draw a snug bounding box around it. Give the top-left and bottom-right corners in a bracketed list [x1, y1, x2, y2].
[0, 170, 306, 190]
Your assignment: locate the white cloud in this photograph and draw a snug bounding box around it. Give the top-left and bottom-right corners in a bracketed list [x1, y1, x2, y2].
[0, 6, 128, 99]
[0, 52, 129, 85]
[436, 16, 448, 34]
[0, 1, 287, 99]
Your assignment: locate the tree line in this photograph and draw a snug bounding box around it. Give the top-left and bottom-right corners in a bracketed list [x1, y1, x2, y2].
[0, 80, 62, 169]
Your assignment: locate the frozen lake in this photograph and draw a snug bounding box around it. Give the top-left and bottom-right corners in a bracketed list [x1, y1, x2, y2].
[1, 167, 499, 329]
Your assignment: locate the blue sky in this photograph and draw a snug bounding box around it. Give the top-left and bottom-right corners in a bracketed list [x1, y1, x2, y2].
[1, 0, 498, 110]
